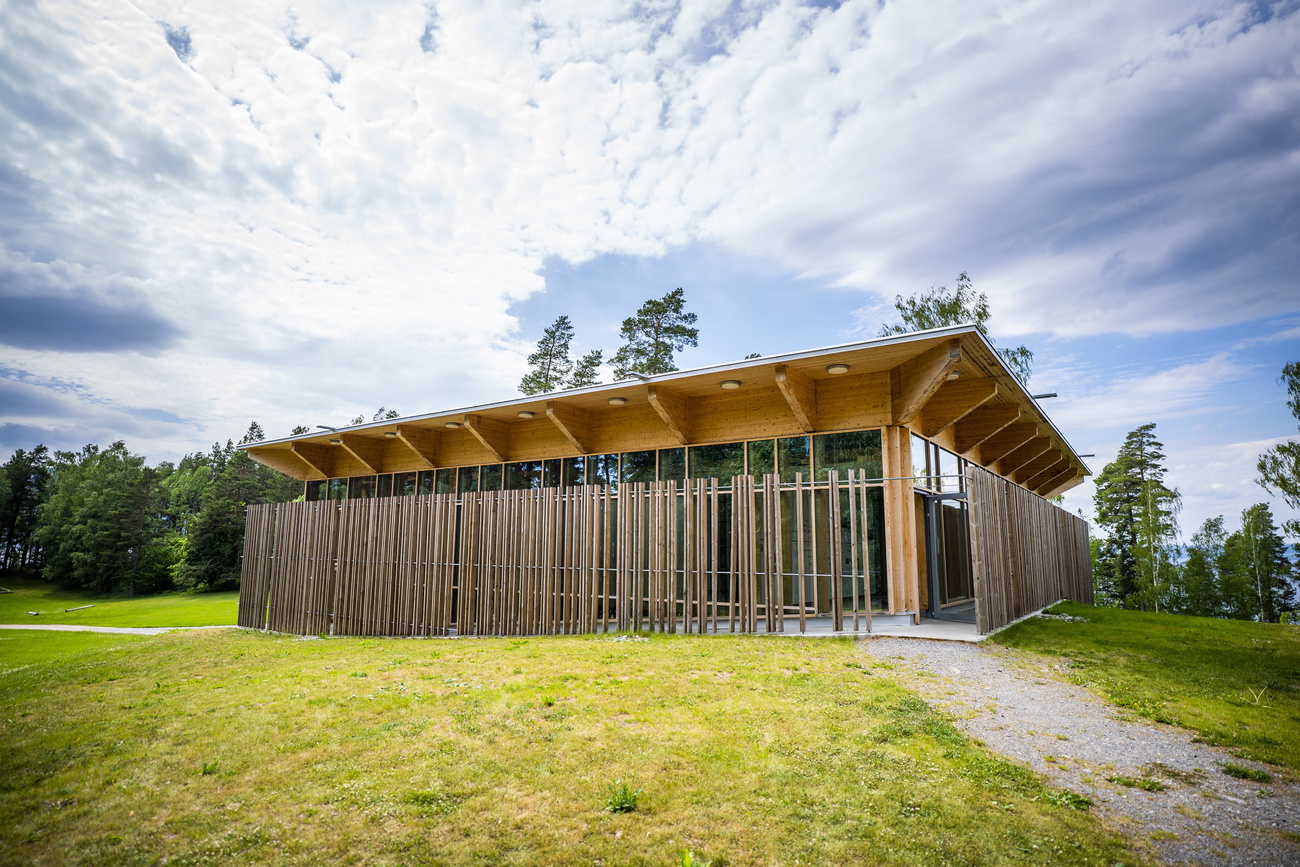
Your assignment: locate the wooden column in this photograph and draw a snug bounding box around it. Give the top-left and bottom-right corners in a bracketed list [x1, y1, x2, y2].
[882, 425, 919, 621]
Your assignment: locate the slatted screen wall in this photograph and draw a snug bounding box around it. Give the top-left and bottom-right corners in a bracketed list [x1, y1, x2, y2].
[238, 472, 883, 637]
[965, 465, 1093, 633]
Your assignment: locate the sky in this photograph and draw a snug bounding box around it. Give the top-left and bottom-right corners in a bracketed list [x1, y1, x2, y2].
[1, 0, 1298, 540]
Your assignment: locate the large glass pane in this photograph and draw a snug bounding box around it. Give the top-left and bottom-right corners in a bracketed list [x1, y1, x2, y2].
[482, 464, 503, 492]
[938, 447, 961, 493]
[327, 478, 348, 500]
[458, 466, 480, 494]
[542, 459, 562, 488]
[911, 433, 932, 489]
[562, 457, 586, 487]
[435, 468, 454, 494]
[588, 454, 618, 490]
[305, 480, 325, 501]
[689, 442, 745, 483]
[778, 436, 811, 483]
[659, 448, 686, 482]
[505, 461, 542, 490]
[393, 472, 418, 496]
[348, 476, 377, 499]
[747, 440, 775, 480]
[815, 430, 883, 481]
[376, 474, 394, 498]
[621, 450, 657, 484]
[865, 487, 887, 608]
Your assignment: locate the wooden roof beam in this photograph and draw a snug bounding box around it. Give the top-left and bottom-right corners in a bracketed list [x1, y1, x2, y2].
[1029, 460, 1071, 493]
[1031, 464, 1075, 495]
[996, 437, 1052, 477]
[774, 364, 817, 432]
[546, 401, 595, 454]
[1023, 457, 1070, 489]
[248, 447, 317, 481]
[647, 385, 694, 445]
[920, 378, 998, 438]
[978, 423, 1039, 464]
[464, 414, 509, 463]
[892, 338, 962, 425]
[394, 425, 440, 469]
[953, 405, 1020, 454]
[340, 435, 385, 474]
[290, 442, 336, 478]
[1041, 471, 1084, 498]
[1006, 447, 1059, 483]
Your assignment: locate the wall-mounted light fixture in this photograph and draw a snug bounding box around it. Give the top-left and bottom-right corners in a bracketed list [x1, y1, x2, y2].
[826, 363, 849, 375]
[1031, 392, 1058, 399]
[720, 380, 741, 390]
[517, 411, 535, 419]
[444, 421, 462, 429]
[608, 397, 627, 406]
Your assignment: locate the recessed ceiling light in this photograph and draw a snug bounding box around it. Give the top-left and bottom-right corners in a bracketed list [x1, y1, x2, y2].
[444, 421, 462, 429]
[721, 380, 741, 390]
[608, 397, 627, 406]
[517, 410, 535, 419]
[826, 363, 849, 375]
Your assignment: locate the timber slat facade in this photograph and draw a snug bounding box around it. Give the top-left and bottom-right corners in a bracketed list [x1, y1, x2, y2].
[966, 465, 1093, 632]
[240, 472, 900, 637]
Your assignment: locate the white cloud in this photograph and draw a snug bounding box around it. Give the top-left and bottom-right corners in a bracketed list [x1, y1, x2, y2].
[0, 0, 1297, 465]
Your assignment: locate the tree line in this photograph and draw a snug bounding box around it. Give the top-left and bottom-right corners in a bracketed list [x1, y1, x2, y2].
[0, 423, 299, 595]
[1092, 363, 1300, 621]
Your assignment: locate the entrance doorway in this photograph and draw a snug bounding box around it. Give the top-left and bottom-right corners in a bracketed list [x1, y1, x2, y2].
[922, 492, 975, 622]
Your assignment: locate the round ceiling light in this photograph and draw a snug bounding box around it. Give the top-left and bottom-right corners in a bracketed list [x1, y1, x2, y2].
[444, 421, 462, 429]
[946, 370, 961, 381]
[608, 397, 627, 406]
[328, 437, 342, 445]
[383, 431, 398, 438]
[826, 363, 850, 375]
[721, 380, 741, 390]
[517, 410, 535, 419]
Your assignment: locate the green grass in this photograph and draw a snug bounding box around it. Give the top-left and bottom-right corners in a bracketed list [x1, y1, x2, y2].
[0, 629, 1148, 867]
[994, 602, 1300, 771]
[0, 575, 237, 627]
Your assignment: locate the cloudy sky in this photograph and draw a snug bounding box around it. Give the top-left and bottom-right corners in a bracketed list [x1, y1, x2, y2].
[2, 0, 1298, 538]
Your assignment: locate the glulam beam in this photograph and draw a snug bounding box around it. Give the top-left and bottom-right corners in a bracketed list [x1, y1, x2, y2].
[290, 442, 336, 478]
[920, 378, 998, 438]
[340, 435, 384, 474]
[395, 425, 440, 468]
[979, 423, 1039, 464]
[774, 364, 817, 432]
[464, 414, 510, 463]
[546, 402, 595, 454]
[647, 385, 693, 445]
[891, 339, 961, 425]
[953, 405, 1020, 454]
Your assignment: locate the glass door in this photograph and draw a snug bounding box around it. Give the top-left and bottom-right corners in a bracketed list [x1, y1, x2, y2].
[923, 493, 975, 622]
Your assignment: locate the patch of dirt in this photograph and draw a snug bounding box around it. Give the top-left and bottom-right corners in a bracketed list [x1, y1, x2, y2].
[861, 637, 1300, 867]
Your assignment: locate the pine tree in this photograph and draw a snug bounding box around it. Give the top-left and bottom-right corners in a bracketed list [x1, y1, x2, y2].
[1257, 361, 1300, 539]
[878, 271, 1034, 382]
[0, 445, 51, 570]
[567, 349, 603, 389]
[610, 288, 699, 379]
[519, 316, 576, 395]
[1219, 504, 1294, 622]
[1092, 423, 1181, 610]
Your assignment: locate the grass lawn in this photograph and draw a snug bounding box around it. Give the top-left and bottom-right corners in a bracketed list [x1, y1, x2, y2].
[0, 629, 1147, 867]
[0, 575, 237, 627]
[994, 601, 1300, 772]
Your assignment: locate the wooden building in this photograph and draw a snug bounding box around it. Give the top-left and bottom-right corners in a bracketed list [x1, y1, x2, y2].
[238, 325, 1092, 637]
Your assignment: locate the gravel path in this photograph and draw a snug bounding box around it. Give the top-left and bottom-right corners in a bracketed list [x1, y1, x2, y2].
[861, 636, 1300, 867]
